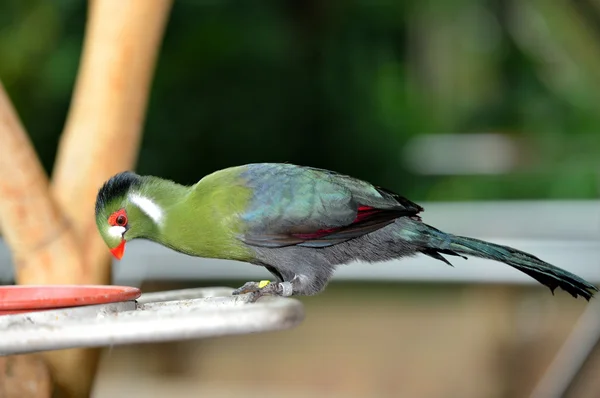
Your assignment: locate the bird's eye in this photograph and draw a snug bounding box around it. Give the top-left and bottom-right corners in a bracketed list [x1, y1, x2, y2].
[108, 209, 128, 227]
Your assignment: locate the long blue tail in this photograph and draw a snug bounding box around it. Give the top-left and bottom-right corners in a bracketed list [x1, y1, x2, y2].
[415, 223, 598, 301]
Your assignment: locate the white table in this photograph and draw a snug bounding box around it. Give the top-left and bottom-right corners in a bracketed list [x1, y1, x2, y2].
[0, 287, 305, 356]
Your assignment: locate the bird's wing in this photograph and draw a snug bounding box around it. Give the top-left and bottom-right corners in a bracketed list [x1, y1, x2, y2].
[238, 164, 423, 248]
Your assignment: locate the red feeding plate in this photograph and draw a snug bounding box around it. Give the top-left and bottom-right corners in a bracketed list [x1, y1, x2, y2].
[0, 285, 142, 316]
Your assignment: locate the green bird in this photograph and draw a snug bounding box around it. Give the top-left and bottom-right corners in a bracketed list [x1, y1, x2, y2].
[95, 163, 598, 301]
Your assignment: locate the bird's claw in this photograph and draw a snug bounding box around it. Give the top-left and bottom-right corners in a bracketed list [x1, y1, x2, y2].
[232, 281, 264, 295]
[232, 280, 293, 302]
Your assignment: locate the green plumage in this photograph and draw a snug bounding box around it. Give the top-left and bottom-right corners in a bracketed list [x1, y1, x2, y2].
[95, 166, 254, 261]
[160, 168, 254, 261]
[94, 163, 598, 301]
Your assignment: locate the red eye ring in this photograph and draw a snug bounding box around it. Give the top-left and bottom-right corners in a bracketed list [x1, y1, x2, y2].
[108, 209, 128, 227]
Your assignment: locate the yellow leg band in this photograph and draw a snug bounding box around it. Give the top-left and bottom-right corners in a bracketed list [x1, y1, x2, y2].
[258, 280, 270, 288]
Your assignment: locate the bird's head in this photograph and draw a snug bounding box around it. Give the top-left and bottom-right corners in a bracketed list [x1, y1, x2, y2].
[95, 171, 162, 260]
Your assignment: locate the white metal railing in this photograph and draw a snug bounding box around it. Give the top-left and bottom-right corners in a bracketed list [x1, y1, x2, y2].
[1, 201, 599, 285]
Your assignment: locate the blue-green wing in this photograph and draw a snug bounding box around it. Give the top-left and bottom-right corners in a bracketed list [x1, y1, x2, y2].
[238, 163, 422, 248]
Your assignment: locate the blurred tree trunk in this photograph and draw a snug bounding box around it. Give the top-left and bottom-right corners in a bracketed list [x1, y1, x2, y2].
[0, 83, 85, 285]
[52, 0, 173, 286]
[0, 0, 172, 397]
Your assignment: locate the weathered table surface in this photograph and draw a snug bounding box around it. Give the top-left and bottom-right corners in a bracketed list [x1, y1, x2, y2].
[0, 287, 305, 356]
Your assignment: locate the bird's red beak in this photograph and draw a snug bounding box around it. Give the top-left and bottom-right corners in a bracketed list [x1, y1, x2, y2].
[110, 240, 126, 260]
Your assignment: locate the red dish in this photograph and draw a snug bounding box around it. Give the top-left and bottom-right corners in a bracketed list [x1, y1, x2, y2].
[0, 285, 142, 315]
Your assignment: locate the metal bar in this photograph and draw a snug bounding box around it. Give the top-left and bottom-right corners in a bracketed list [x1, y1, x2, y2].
[109, 238, 600, 286]
[1, 201, 599, 285]
[529, 298, 600, 398]
[4, 238, 596, 286]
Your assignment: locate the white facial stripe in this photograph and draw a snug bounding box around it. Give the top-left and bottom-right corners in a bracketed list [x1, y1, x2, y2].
[108, 226, 126, 238]
[129, 193, 163, 225]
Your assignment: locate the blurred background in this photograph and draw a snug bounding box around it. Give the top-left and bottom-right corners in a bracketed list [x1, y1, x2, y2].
[1, 0, 600, 397]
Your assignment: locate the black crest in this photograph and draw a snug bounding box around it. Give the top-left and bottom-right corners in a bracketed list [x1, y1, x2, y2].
[95, 171, 142, 217]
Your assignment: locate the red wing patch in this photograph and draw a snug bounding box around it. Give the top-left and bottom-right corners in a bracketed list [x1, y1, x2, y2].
[354, 205, 379, 222]
[291, 205, 389, 240]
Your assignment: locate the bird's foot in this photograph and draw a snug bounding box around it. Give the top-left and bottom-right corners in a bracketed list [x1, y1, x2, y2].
[232, 280, 293, 302]
[232, 280, 270, 295]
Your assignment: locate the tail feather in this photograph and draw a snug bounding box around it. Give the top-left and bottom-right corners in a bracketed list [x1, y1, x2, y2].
[417, 224, 598, 301]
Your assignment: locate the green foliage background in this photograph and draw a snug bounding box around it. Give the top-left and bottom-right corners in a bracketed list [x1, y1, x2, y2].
[2, 0, 599, 201]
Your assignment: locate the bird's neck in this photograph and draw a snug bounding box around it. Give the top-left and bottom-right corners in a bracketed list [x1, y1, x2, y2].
[137, 177, 191, 217]
[128, 177, 190, 242]
[142, 176, 253, 261]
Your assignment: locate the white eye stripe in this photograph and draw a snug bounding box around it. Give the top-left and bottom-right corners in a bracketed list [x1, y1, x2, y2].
[108, 226, 126, 238]
[129, 193, 163, 225]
